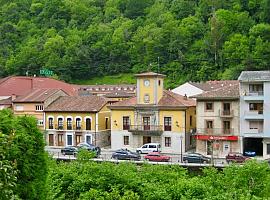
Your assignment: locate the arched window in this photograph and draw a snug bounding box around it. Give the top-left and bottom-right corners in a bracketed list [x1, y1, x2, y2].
[86, 118, 91, 130]
[67, 118, 72, 130]
[58, 118, 63, 130]
[76, 118, 81, 130]
[48, 118, 54, 129]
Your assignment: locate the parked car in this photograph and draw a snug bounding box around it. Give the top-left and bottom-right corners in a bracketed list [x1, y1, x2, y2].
[226, 152, 251, 164]
[61, 146, 78, 156]
[77, 142, 101, 157]
[144, 152, 171, 162]
[136, 143, 161, 154]
[244, 150, 256, 157]
[112, 149, 141, 161]
[183, 153, 211, 164]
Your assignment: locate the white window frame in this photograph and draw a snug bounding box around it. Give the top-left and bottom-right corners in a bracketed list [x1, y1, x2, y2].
[66, 133, 73, 146]
[35, 104, 44, 111]
[85, 134, 93, 144]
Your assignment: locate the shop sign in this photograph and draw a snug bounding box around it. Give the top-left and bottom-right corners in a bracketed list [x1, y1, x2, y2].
[195, 135, 238, 141]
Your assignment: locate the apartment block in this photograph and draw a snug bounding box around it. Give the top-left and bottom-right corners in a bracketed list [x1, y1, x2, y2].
[239, 71, 270, 158]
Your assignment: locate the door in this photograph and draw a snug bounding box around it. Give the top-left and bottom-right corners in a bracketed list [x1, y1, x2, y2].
[67, 135, 73, 146]
[76, 135, 82, 145]
[58, 134, 64, 146]
[143, 136, 151, 144]
[49, 134, 54, 146]
[86, 135, 92, 144]
[223, 103, 231, 115]
[223, 142, 230, 155]
[143, 117, 150, 130]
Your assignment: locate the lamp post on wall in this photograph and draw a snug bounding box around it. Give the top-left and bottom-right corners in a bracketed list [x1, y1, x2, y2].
[180, 135, 183, 163]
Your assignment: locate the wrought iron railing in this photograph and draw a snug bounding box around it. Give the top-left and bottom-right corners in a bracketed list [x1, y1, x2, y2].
[196, 128, 234, 135]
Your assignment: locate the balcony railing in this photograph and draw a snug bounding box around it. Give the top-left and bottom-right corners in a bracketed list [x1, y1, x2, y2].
[219, 110, 234, 118]
[128, 125, 163, 136]
[247, 91, 264, 96]
[196, 128, 234, 135]
[245, 128, 263, 134]
[55, 124, 64, 130]
[73, 125, 82, 131]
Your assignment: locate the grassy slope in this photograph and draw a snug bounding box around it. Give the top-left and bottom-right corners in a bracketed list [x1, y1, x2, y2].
[71, 73, 136, 85]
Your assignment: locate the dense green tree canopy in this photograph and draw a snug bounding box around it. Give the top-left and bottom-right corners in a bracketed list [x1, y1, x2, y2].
[0, 109, 48, 200]
[0, 0, 270, 87]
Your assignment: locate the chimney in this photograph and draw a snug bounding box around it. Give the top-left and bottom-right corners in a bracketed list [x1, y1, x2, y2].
[11, 94, 17, 101]
[184, 94, 187, 100]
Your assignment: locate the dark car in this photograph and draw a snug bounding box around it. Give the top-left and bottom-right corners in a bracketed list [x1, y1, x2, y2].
[144, 152, 171, 162]
[77, 142, 101, 157]
[112, 149, 141, 161]
[183, 153, 211, 164]
[61, 146, 78, 156]
[244, 151, 256, 157]
[226, 152, 251, 164]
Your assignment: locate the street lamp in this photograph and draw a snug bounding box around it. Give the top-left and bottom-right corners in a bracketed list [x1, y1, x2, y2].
[180, 135, 183, 163]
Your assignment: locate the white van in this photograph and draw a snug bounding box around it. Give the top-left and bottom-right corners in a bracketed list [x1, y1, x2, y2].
[136, 143, 161, 154]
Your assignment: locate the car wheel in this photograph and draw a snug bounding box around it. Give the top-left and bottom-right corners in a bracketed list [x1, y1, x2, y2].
[137, 150, 142, 154]
[184, 159, 188, 163]
[62, 152, 65, 156]
[203, 160, 207, 164]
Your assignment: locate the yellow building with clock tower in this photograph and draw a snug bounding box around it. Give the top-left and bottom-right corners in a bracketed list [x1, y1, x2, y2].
[109, 72, 196, 153]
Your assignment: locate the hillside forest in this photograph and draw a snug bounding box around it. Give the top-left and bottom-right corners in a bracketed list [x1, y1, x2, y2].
[0, 0, 270, 88]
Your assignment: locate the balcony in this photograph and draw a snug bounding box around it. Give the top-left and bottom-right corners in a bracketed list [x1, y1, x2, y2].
[73, 125, 83, 131]
[219, 110, 234, 118]
[55, 124, 64, 131]
[244, 110, 264, 120]
[244, 128, 263, 135]
[196, 128, 235, 135]
[128, 125, 163, 136]
[243, 91, 264, 101]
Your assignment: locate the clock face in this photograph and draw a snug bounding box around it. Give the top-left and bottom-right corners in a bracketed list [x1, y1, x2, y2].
[144, 79, 150, 86]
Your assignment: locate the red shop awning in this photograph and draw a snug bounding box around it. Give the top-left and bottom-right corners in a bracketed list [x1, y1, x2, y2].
[195, 135, 238, 141]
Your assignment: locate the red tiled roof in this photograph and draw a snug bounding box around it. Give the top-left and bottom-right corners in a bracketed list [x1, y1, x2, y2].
[45, 96, 108, 112]
[13, 88, 66, 103]
[189, 80, 239, 91]
[159, 90, 196, 107]
[192, 83, 239, 99]
[0, 76, 78, 96]
[135, 72, 166, 77]
[109, 90, 195, 109]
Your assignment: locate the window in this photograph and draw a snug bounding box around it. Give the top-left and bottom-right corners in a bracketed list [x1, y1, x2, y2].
[190, 116, 192, 126]
[249, 103, 263, 111]
[124, 136, 129, 145]
[67, 118, 72, 130]
[267, 144, 270, 154]
[15, 105, 24, 111]
[67, 135, 72, 146]
[206, 120, 213, 129]
[144, 94, 150, 103]
[86, 118, 91, 130]
[35, 105, 43, 111]
[249, 84, 263, 92]
[76, 118, 81, 130]
[223, 121, 231, 134]
[158, 80, 161, 86]
[123, 116, 130, 130]
[58, 118, 63, 130]
[165, 137, 171, 147]
[164, 117, 172, 131]
[205, 102, 213, 111]
[49, 118, 53, 129]
[37, 120, 43, 126]
[105, 117, 109, 129]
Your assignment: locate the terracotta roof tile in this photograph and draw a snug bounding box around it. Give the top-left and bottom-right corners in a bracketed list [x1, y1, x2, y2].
[189, 80, 239, 91]
[13, 89, 65, 103]
[192, 83, 239, 99]
[109, 90, 195, 108]
[0, 76, 78, 96]
[45, 96, 107, 112]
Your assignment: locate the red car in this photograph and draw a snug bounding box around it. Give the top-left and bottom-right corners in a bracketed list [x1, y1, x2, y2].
[226, 152, 251, 164]
[144, 152, 171, 162]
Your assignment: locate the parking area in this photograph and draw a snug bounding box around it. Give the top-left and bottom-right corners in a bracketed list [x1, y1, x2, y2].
[45, 146, 227, 165]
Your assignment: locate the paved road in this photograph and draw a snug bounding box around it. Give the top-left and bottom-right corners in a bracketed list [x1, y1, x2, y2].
[45, 146, 227, 166]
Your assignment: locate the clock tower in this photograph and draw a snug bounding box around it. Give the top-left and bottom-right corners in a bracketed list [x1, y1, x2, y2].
[135, 72, 165, 105]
